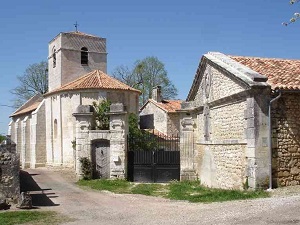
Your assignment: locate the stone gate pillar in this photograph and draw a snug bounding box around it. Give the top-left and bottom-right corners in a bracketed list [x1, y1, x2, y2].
[73, 105, 93, 176]
[107, 103, 128, 179]
[180, 116, 197, 180]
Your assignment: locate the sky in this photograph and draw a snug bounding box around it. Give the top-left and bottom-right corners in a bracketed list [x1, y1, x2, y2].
[0, 0, 299, 134]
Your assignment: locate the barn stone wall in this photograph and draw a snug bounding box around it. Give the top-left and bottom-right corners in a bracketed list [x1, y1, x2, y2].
[272, 93, 300, 187]
[180, 59, 270, 190]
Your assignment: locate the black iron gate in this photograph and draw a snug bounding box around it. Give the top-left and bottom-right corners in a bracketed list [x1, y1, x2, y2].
[127, 131, 180, 183]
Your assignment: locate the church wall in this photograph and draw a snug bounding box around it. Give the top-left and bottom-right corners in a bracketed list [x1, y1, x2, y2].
[45, 89, 139, 168]
[35, 101, 46, 167]
[107, 91, 139, 114]
[60, 93, 80, 167]
[51, 96, 63, 166]
[48, 35, 62, 91]
[45, 98, 53, 166]
[167, 113, 180, 136]
[60, 50, 107, 86]
[24, 116, 31, 168]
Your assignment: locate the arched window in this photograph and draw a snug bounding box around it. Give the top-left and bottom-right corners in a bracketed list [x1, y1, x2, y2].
[81, 47, 88, 65]
[54, 119, 57, 139]
[52, 47, 56, 68]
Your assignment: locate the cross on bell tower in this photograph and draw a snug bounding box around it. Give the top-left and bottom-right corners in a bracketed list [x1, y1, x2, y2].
[74, 21, 79, 32]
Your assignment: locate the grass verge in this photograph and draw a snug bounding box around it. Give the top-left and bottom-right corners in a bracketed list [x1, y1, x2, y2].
[77, 179, 269, 203]
[0, 210, 72, 225]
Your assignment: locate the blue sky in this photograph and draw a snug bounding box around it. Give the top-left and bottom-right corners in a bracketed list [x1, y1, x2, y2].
[0, 0, 299, 134]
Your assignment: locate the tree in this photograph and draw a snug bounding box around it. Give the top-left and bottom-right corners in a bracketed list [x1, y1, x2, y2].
[91, 100, 111, 130]
[283, 0, 300, 25]
[112, 57, 178, 105]
[0, 134, 5, 143]
[11, 61, 48, 108]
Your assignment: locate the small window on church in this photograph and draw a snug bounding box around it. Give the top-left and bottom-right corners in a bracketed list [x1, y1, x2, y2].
[81, 47, 88, 65]
[54, 119, 57, 139]
[53, 48, 56, 68]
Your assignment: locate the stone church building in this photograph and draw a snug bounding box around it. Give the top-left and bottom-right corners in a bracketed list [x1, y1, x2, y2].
[9, 31, 140, 177]
[180, 52, 300, 189]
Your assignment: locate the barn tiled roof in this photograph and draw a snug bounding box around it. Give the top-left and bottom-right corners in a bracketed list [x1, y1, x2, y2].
[44, 70, 141, 96]
[230, 55, 300, 90]
[147, 99, 182, 113]
[11, 94, 44, 117]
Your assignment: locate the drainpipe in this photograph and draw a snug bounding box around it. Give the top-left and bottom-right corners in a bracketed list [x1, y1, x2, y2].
[268, 90, 281, 190]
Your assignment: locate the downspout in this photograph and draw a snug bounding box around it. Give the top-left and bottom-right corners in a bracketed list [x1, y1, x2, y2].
[268, 90, 281, 190]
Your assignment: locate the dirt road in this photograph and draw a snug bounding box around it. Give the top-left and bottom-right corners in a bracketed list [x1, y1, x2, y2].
[22, 168, 300, 225]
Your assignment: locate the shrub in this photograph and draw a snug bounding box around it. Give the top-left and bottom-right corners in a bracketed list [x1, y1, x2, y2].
[79, 157, 93, 180]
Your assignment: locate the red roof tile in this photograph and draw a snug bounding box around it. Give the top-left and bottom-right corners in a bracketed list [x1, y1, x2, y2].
[44, 70, 141, 96]
[11, 94, 44, 117]
[148, 99, 182, 113]
[230, 56, 300, 90]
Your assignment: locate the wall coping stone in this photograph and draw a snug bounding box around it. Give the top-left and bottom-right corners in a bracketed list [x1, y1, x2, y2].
[197, 139, 247, 145]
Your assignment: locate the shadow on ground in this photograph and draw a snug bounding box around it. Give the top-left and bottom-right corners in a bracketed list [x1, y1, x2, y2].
[20, 170, 60, 207]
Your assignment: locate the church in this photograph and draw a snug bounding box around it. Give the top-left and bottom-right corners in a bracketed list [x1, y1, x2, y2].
[8, 31, 140, 176]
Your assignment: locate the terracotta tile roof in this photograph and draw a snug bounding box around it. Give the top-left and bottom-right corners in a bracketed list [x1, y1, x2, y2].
[143, 129, 179, 140]
[148, 99, 182, 113]
[44, 70, 141, 96]
[230, 55, 300, 90]
[11, 94, 44, 117]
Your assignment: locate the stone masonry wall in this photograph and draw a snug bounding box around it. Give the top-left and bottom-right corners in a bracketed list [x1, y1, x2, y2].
[167, 113, 180, 136]
[184, 63, 250, 189]
[0, 138, 20, 204]
[272, 93, 300, 187]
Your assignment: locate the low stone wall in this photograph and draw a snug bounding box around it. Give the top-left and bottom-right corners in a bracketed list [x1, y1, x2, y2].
[272, 93, 300, 187]
[0, 137, 20, 204]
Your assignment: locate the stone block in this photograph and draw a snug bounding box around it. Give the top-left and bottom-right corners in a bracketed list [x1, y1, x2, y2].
[18, 192, 32, 209]
[110, 103, 124, 112]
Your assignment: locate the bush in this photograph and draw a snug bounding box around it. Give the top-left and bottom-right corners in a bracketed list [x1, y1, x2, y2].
[79, 157, 93, 180]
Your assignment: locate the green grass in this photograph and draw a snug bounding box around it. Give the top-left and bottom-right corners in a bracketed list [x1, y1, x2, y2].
[168, 180, 269, 203]
[131, 183, 166, 196]
[0, 210, 71, 225]
[77, 179, 269, 203]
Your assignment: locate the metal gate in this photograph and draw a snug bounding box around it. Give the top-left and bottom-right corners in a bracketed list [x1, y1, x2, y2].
[127, 131, 180, 183]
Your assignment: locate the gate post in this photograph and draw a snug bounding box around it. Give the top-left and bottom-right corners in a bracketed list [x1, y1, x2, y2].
[180, 116, 197, 180]
[107, 103, 128, 179]
[73, 105, 93, 178]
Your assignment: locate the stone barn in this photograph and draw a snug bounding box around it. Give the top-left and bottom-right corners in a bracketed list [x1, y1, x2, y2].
[180, 52, 300, 190]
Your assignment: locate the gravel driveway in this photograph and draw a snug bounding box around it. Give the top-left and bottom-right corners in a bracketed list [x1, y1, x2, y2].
[22, 168, 300, 225]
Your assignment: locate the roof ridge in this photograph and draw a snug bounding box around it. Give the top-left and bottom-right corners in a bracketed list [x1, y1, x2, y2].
[229, 54, 300, 61]
[96, 70, 102, 86]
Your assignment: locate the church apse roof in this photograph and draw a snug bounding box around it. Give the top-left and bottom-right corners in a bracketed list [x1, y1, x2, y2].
[44, 70, 141, 97]
[230, 55, 300, 91]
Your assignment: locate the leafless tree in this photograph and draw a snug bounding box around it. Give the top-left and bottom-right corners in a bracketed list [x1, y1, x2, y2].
[11, 61, 48, 108]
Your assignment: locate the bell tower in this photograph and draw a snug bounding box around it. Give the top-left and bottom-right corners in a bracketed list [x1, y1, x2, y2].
[48, 31, 107, 91]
